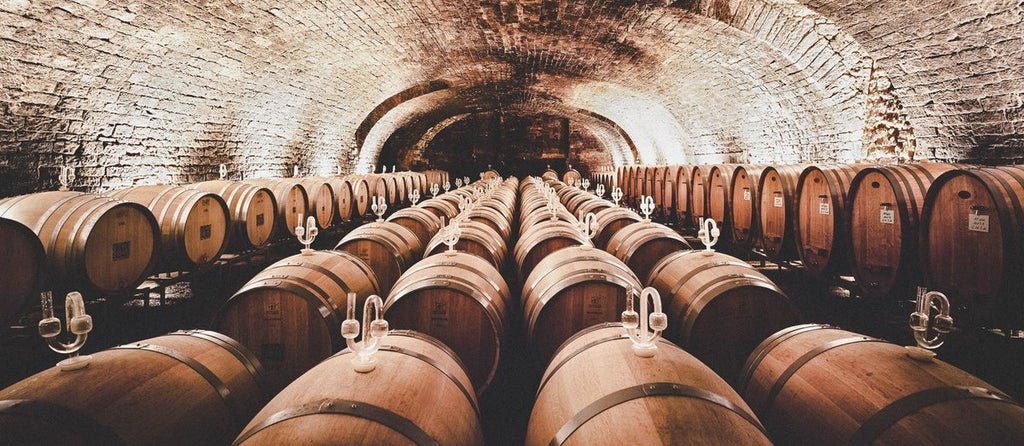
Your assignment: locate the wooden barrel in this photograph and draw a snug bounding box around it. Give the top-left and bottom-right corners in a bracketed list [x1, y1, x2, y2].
[605, 222, 691, 282]
[0, 191, 159, 294]
[386, 206, 443, 248]
[385, 251, 511, 394]
[847, 163, 957, 298]
[661, 165, 678, 217]
[0, 330, 265, 446]
[232, 330, 482, 445]
[574, 198, 612, 220]
[325, 176, 354, 223]
[920, 166, 1024, 326]
[521, 246, 641, 364]
[0, 218, 45, 325]
[297, 178, 335, 229]
[515, 219, 591, 280]
[652, 165, 667, 214]
[425, 219, 508, 270]
[592, 207, 642, 249]
[194, 180, 277, 251]
[673, 165, 691, 225]
[424, 170, 449, 189]
[386, 173, 404, 204]
[245, 179, 308, 239]
[562, 168, 582, 186]
[708, 164, 739, 240]
[335, 222, 422, 295]
[526, 323, 771, 446]
[643, 166, 657, 201]
[739, 324, 1024, 445]
[794, 164, 862, 276]
[519, 207, 577, 233]
[690, 165, 712, 227]
[563, 191, 592, 216]
[346, 175, 371, 217]
[729, 165, 762, 248]
[108, 185, 230, 270]
[466, 206, 513, 243]
[482, 168, 501, 180]
[419, 197, 459, 220]
[212, 250, 380, 393]
[646, 250, 797, 382]
[757, 165, 803, 261]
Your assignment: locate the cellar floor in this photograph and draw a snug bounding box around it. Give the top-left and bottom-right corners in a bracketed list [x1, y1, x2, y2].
[1, 220, 1022, 445]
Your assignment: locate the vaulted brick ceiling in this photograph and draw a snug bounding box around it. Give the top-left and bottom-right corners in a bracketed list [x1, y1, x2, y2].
[0, 0, 1020, 194]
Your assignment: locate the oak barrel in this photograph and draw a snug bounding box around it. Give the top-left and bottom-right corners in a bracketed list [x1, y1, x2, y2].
[847, 163, 957, 298]
[757, 165, 803, 261]
[592, 206, 642, 249]
[521, 246, 641, 364]
[325, 176, 354, 222]
[424, 219, 508, 269]
[419, 197, 460, 220]
[605, 222, 691, 282]
[689, 165, 712, 227]
[212, 250, 380, 393]
[244, 179, 308, 238]
[297, 178, 335, 229]
[346, 175, 372, 217]
[920, 166, 1024, 326]
[646, 250, 797, 381]
[108, 185, 230, 270]
[385, 251, 511, 394]
[514, 219, 591, 280]
[739, 324, 1024, 445]
[794, 164, 862, 276]
[673, 165, 691, 225]
[232, 330, 482, 445]
[708, 164, 739, 240]
[194, 180, 277, 250]
[526, 323, 771, 446]
[0, 218, 45, 325]
[562, 168, 582, 186]
[729, 165, 761, 248]
[335, 222, 422, 295]
[386, 206, 443, 247]
[0, 330, 265, 446]
[0, 191, 159, 294]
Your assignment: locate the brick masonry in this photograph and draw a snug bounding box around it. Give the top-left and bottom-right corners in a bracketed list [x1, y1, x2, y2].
[0, 0, 1021, 197]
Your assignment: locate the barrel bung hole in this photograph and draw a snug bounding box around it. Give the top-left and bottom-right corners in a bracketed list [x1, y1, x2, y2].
[871, 181, 880, 189]
[813, 178, 820, 183]
[958, 190, 971, 199]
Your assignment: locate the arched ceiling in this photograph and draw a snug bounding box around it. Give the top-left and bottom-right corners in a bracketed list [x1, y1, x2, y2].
[0, 0, 1020, 194]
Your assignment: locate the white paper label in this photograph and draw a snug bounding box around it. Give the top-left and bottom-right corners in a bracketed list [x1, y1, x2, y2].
[880, 209, 895, 224]
[743, 190, 751, 201]
[969, 214, 989, 233]
[773, 196, 783, 208]
[819, 203, 830, 215]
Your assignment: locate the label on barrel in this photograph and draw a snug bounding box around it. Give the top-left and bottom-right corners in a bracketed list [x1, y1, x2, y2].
[431, 296, 450, 329]
[880, 209, 895, 224]
[743, 190, 751, 201]
[969, 213, 989, 233]
[256, 213, 265, 226]
[200, 224, 212, 240]
[583, 295, 606, 326]
[773, 196, 783, 208]
[264, 301, 282, 320]
[112, 241, 130, 260]
[819, 203, 830, 215]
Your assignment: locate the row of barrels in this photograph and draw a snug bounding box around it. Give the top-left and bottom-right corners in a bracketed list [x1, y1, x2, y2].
[604, 163, 1024, 327]
[527, 176, 1024, 444]
[3, 172, 1023, 444]
[213, 177, 502, 393]
[0, 170, 447, 325]
[219, 176, 520, 443]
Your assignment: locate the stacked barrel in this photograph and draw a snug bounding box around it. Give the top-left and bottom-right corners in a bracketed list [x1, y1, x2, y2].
[522, 176, 781, 444]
